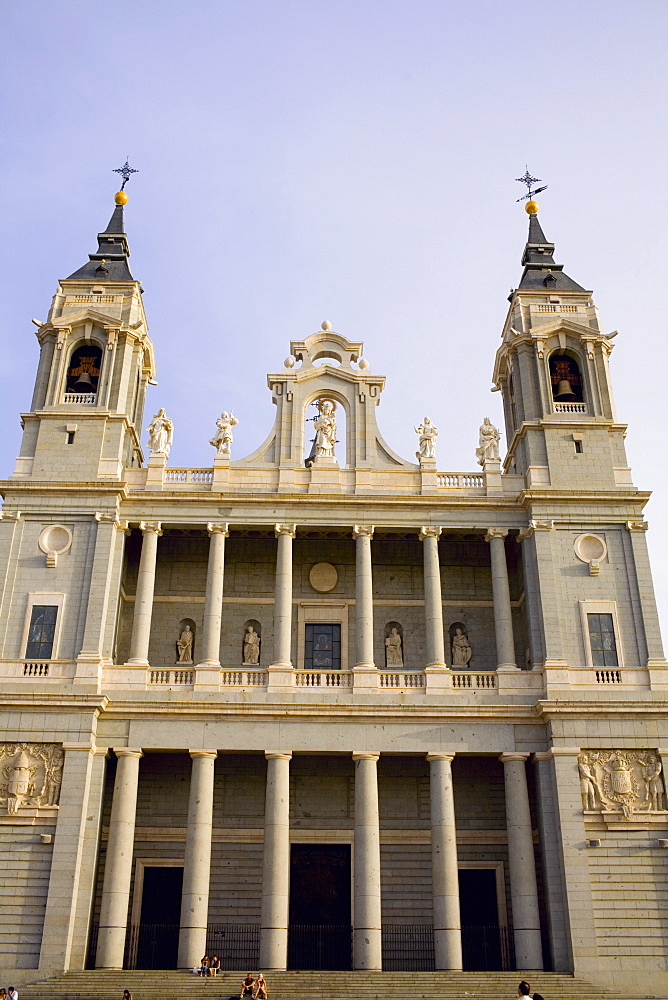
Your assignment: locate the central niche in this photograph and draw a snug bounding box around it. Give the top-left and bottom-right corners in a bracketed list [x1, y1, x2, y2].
[304, 398, 346, 467]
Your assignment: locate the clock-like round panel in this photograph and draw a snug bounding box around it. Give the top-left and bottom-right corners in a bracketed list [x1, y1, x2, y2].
[309, 562, 338, 593]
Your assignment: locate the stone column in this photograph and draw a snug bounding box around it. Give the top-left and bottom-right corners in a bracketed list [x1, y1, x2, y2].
[178, 750, 218, 968]
[353, 751, 382, 970]
[96, 749, 143, 968]
[353, 526, 375, 684]
[127, 522, 162, 665]
[75, 514, 127, 686]
[485, 529, 517, 669]
[427, 753, 462, 970]
[420, 527, 446, 667]
[499, 752, 543, 970]
[197, 523, 229, 668]
[38, 744, 107, 974]
[271, 525, 296, 668]
[260, 752, 292, 969]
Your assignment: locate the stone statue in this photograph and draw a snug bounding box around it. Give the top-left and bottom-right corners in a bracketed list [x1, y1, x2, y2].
[176, 624, 193, 664]
[578, 759, 599, 810]
[415, 417, 438, 461]
[210, 411, 239, 457]
[645, 759, 665, 811]
[148, 408, 174, 458]
[313, 400, 337, 459]
[475, 417, 500, 466]
[243, 625, 260, 665]
[385, 627, 403, 667]
[451, 627, 472, 669]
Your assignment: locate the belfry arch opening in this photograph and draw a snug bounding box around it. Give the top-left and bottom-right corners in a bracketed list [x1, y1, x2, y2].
[65, 343, 103, 397]
[549, 351, 583, 404]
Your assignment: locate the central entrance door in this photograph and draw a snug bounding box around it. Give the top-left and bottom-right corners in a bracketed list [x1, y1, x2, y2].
[136, 865, 183, 969]
[288, 844, 352, 969]
[458, 868, 507, 970]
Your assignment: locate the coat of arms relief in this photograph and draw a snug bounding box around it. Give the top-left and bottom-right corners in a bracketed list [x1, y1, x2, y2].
[0, 742, 64, 815]
[578, 749, 666, 821]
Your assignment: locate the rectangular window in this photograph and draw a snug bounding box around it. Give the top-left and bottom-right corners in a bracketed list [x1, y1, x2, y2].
[587, 613, 619, 667]
[305, 623, 341, 670]
[25, 605, 58, 659]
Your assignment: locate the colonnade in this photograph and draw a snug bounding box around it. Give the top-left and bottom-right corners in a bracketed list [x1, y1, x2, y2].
[124, 523, 518, 671]
[95, 749, 543, 972]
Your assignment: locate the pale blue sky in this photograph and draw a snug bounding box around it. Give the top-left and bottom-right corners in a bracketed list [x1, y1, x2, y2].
[2, 0, 667, 638]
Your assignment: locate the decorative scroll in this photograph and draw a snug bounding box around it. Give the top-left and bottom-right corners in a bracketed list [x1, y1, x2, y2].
[578, 749, 666, 820]
[0, 743, 64, 815]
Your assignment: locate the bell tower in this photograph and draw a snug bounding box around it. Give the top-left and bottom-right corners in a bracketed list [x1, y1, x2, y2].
[492, 199, 631, 490]
[13, 178, 155, 481]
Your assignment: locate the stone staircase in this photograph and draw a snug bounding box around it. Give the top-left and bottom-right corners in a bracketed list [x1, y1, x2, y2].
[18, 971, 655, 1000]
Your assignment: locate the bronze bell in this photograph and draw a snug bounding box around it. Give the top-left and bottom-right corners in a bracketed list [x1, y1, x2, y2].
[72, 371, 95, 393]
[555, 378, 576, 401]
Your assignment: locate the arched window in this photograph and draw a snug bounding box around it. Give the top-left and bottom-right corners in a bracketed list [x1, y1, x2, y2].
[549, 353, 583, 403]
[66, 344, 103, 396]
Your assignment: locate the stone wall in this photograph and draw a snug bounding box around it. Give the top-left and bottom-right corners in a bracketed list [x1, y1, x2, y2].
[0, 822, 55, 968]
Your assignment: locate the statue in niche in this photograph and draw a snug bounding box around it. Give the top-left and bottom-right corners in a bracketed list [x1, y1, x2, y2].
[176, 624, 194, 664]
[385, 627, 403, 667]
[415, 417, 438, 461]
[645, 758, 665, 812]
[243, 625, 260, 665]
[451, 627, 472, 669]
[210, 411, 239, 457]
[313, 400, 337, 459]
[475, 417, 500, 466]
[578, 758, 599, 810]
[148, 408, 174, 457]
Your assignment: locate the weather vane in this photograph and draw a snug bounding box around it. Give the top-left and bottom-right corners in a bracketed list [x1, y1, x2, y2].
[515, 167, 547, 203]
[113, 159, 139, 191]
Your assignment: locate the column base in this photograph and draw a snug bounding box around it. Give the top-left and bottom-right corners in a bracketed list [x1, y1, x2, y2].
[425, 665, 452, 692]
[496, 664, 527, 696]
[125, 657, 149, 667]
[353, 927, 382, 969]
[353, 664, 378, 690]
[73, 651, 105, 690]
[648, 658, 668, 690]
[267, 662, 294, 691]
[194, 664, 221, 692]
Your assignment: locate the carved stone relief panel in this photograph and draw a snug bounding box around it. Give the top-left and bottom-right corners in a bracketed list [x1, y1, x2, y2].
[0, 742, 64, 815]
[578, 749, 666, 820]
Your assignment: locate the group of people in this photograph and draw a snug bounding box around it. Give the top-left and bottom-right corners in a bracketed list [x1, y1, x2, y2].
[518, 980, 544, 1000]
[240, 973, 268, 999]
[196, 956, 221, 976]
[0, 988, 18, 1000]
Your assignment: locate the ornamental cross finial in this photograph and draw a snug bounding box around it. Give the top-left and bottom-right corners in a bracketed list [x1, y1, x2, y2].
[515, 166, 548, 202]
[113, 159, 139, 190]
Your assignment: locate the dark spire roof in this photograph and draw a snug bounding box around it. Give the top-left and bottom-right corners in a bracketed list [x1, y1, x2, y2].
[66, 201, 134, 281]
[517, 211, 585, 292]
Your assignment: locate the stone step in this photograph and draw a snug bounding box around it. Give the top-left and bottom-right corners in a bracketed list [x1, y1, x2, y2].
[20, 970, 652, 1000]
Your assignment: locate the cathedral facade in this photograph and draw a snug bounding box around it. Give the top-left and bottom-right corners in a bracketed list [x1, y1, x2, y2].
[0, 188, 666, 994]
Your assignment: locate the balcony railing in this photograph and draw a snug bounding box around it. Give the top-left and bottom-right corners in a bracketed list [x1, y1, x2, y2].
[149, 668, 194, 685]
[553, 401, 587, 413]
[379, 671, 426, 689]
[437, 473, 484, 488]
[62, 392, 98, 404]
[452, 671, 497, 689]
[164, 468, 213, 484]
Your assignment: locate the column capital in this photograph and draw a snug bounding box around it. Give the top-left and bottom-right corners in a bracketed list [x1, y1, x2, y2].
[61, 742, 99, 752]
[207, 522, 229, 536]
[189, 749, 218, 759]
[426, 752, 455, 763]
[498, 751, 530, 763]
[627, 519, 649, 532]
[274, 523, 296, 538]
[353, 524, 375, 539]
[534, 747, 582, 760]
[0, 509, 21, 522]
[419, 526, 442, 541]
[265, 751, 292, 761]
[485, 528, 508, 543]
[352, 751, 380, 761]
[139, 521, 162, 535]
[113, 747, 143, 759]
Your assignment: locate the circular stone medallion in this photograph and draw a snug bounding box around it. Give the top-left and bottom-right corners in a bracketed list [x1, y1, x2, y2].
[309, 562, 338, 593]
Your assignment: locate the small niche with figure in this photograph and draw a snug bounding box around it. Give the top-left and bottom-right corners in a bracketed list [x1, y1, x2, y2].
[242, 620, 261, 665]
[449, 622, 472, 670]
[304, 397, 345, 467]
[66, 344, 102, 396]
[549, 352, 583, 403]
[384, 622, 404, 668]
[175, 619, 195, 664]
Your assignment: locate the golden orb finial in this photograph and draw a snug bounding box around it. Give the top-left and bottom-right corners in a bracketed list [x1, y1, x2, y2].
[114, 190, 129, 206]
[525, 199, 539, 215]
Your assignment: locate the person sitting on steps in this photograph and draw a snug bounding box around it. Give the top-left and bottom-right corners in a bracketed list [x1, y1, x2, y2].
[254, 973, 268, 1000]
[240, 973, 255, 999]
